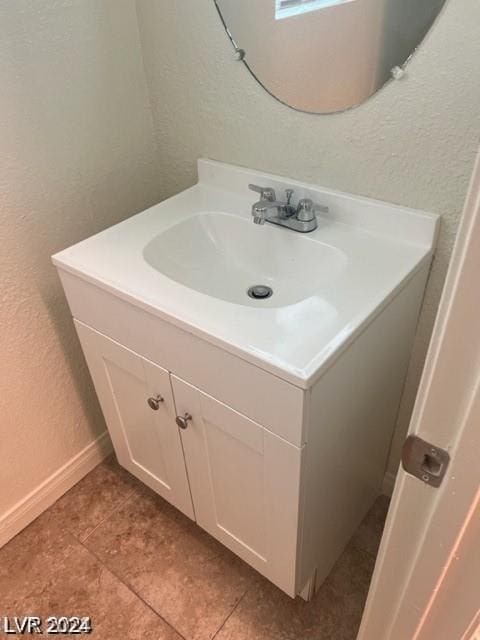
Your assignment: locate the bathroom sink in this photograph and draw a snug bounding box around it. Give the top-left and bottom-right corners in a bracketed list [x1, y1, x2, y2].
[52, 159, 439, 386]
[143, 212, 347, 306]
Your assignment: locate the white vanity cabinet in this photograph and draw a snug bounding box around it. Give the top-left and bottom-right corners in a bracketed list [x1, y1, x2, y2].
[75, 319, 302, 596]
[53, 159, 439, 600]
[58, 259, 431, 600]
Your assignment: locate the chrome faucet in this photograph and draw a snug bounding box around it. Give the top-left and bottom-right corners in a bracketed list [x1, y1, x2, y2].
[249, 184, 328, 233]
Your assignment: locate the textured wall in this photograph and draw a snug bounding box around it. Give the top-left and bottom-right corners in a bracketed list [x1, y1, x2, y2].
[135, 0, 480, 475]
[0, 1, 162, 518]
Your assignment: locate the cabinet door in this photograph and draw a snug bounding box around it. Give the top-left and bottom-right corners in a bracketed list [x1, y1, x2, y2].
[171, 375, 303, 596]
[75, 322, 194, 519]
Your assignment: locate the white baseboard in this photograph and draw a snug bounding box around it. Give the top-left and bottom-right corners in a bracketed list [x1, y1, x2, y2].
[382, 471, 397, 498]
[0, 431, 112, 549]
[0, 438, 398, 549]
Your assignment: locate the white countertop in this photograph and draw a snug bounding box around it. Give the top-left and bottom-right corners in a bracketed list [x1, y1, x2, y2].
[52, 160, 439, 388]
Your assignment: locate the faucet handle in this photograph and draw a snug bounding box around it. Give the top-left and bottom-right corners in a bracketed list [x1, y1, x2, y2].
[248, 184, 276, 202]
[296, 198, 315, 222]
[297, 199, 329, 222]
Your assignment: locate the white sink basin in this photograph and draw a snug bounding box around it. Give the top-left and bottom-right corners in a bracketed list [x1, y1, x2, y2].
[52, 159, 439, 386]
[143, 212, 348, 307]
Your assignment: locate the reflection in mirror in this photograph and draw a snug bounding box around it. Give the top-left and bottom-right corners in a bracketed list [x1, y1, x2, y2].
[275, 0, 355, 21]
[214, 0, 447, 113]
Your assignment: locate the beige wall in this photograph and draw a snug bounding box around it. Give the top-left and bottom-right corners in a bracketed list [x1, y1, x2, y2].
[0, 1, 162, 521]
[135, 0, 480, 475]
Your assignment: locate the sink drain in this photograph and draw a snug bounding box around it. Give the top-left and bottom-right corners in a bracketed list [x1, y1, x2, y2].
[247, 285, 273, 300]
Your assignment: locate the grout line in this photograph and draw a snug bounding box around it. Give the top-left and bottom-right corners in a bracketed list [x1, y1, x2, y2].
[77, 487, 138, 544]
[77, 538, 188, 640]
[211, 587, 249, 640]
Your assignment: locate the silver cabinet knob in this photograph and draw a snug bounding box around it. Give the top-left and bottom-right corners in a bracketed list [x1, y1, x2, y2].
[147, 395, 164, 410]
[176, 413, 192, 430]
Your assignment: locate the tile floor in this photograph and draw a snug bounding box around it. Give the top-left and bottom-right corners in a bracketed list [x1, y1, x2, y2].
[0, 455, 390, 640]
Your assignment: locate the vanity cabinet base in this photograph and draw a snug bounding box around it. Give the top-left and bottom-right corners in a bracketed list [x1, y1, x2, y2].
[64, 264, 428, 600]
[76, 321, 301, 597]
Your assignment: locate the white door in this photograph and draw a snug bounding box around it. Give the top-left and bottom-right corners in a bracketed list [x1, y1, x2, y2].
[171, 375, 303, 596]
[358, 152, 480, 639]
[75, 321, 194, 519]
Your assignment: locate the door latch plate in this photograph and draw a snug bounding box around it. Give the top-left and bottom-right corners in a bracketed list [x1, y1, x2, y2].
[401, 435, 450, 488]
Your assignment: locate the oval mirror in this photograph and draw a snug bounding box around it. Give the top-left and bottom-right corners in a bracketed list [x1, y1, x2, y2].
[214, 0, 447, 113]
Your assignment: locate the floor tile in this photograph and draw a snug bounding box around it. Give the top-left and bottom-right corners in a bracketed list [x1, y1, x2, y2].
[1, 462, 385, 640]
[84, 484, 255, 640]
[215, 544, 375, 640]
[0, 508, 78, 609]
[48, 454, 140, 542]
[351, 495, 390, 557]
[2, 542, 181, 640]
